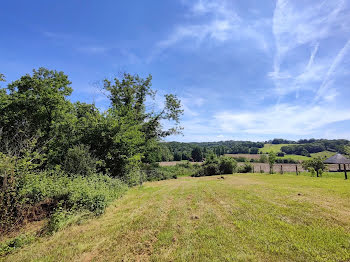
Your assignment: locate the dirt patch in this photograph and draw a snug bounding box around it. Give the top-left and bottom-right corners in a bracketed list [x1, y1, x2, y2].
[159, 161, 203, 166]
[225, 154, 263, 160]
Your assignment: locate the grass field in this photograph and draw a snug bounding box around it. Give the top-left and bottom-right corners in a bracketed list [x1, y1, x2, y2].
[259, 144, 335, 161]
[2, 173, 349, 262]
[259, 144, 291, 153]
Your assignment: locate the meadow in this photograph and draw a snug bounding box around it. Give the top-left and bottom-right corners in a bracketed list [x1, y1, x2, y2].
[258, 144, 335, 161]
[2, 173, 349, 262]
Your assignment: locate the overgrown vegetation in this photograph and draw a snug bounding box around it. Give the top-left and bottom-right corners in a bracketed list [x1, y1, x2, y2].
[0, 68, 183, 233]
[192, 155, 238, 177]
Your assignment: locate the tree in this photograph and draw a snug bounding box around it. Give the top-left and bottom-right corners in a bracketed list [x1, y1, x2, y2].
[268, 152, 277, 174]
[249, 147, 259, 154]
[302, 157, 326, 177]
[259, 154, 268, 163]
[219, 156, 237, 174]
[191, 147, 203, 162]
[98, 73, 183, 181]
[174, 151, 182, 161]
[0, 68, 74, 165]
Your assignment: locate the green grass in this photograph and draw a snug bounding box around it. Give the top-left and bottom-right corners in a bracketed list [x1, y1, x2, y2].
[260, 144, 336, 162]
[2, 174, 350, 262]
[259, 144, 292, 153]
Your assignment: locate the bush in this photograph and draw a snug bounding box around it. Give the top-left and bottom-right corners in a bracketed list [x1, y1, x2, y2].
[259, 154, 268, 163]
[277, 152, 285, 157]
[238, 163, 253, 173]
[0, 233, 36, 256]
[219, 157, 237, 174]
[62, 144, 99, 177]
[192, 164, 220, 177]
[1, 169, 127, 232]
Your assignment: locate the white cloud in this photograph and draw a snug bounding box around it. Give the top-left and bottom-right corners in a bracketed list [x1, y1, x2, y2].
[214, 104, 350, 136]
[270, 0, 350, 100]
[314, 39, 350, 101]
[156, 0, 269, 53]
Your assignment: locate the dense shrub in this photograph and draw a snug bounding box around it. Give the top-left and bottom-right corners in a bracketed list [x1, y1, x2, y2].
[259, 154, 268, 163]
[219, 156, 237, 174]
[192, 155, 237, 177]
[277, 152, 285, 157]
[192, 164, 220, 177]
[62, 144, 100, 177]
[276, 158, 298, 164]
[232, 157, 247, 162]
[22, 171, 127, 213]
[1, 168, 127, 232]
[281, 143, 326, 155]
[237, 163, 253, 173]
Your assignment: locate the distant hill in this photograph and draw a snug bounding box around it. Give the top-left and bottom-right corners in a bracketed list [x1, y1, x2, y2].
[161, 139, 349, 163]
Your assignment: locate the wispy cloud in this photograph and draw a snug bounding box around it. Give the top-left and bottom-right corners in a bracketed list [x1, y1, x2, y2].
[270, 0, 350, 101]
[314, 39, 350, 102]
[77, 46, 110, 54]
[214, 104, 350, 136]
[155, 0, 270, 55]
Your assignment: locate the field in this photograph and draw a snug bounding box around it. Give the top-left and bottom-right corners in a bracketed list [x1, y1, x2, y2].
[159, 161, 203, 166]
[257, 144, 335, 161]
[259, 144, 291, 153]
[225, 154, 262, 160]
[2, 173, 349, 262]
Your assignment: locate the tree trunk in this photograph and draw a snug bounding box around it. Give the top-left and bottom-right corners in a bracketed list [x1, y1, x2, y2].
[316, 170, 319, 177]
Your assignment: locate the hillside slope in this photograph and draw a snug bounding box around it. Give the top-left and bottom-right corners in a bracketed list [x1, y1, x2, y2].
[2, 174, 350, 262]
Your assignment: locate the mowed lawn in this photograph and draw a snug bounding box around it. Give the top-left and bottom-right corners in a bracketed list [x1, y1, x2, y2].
[3, 174, 350, 262]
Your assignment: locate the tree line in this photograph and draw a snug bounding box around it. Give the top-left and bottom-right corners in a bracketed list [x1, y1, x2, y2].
[158, 139, 350, 162]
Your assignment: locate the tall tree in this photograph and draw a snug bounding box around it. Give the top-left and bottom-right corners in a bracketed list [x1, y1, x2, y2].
[96, 73, 183, 180]
[192, 147, 203, 162]
[0, 68, 74, 164]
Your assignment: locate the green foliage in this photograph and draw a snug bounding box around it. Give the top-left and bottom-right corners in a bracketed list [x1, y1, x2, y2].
[277, 152, 285, 157]
[237, 163, 253, 173]
[249, 147, 259, 154]
[259, 154, 268, 163]
[62, 144, 99, 176]
[192, 164, 220, 177]
[0, 68, 184, 234]
[0, 233, 36, 256]
[0, 73, 5, 82]
[192, 155, 236, 177]
[158, 163, 198, 178]
[205, 153, 219, 165]
[191, 147, 203, 162]
[268, 152, 277, 174]
[46, 206, 72, 234]
[302, 157, 326, 177]
[218, 156, 237, 174]
[21, 171, 127, 214]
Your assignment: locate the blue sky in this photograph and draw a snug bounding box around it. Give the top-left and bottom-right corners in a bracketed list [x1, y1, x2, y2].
[1, 0, 350, 142]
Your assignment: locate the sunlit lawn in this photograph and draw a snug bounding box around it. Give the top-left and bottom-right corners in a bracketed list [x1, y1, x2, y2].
[2, 173, 350, 262]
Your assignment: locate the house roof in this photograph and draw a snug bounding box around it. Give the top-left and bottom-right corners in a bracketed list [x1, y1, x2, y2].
[324, 153, 350, 164]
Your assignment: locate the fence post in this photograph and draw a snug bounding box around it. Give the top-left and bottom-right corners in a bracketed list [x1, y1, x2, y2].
[344, 164, 348, 180]
[296, 165, 298, 175]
